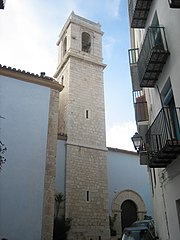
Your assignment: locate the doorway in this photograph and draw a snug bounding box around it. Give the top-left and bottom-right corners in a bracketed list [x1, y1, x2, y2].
[121, 200, 137, 230]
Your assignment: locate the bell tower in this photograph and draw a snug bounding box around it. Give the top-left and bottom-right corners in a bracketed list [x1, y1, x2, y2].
[55, 12, 110, 240]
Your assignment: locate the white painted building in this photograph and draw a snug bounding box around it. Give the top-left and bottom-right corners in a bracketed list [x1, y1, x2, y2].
[0, 65, 63, 240]
[128, 1, 180, 240]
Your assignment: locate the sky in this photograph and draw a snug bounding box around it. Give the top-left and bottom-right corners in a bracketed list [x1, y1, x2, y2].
[0, 0, 137, 151]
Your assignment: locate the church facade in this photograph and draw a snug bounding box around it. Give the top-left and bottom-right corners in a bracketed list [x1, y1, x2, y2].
[0, 12, 152, 240]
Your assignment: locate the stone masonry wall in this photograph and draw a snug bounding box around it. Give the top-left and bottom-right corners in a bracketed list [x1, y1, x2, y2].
[67, 57, 106, 148]
[65, 144, 110, 240]
[56, 12, 110, 240]
[41, 89, 59, 240]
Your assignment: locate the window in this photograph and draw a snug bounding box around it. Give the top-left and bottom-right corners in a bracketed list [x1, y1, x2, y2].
[82, 32, 91, 53]
[63, 37, 67, 56]
[176, 199, 180, 229]
[86, 191, 90, 202]
[151, 11, 159, 27]
[161, 80, 180, 140]
[61, 75, 64, 85]
[86, 110, 89, 119]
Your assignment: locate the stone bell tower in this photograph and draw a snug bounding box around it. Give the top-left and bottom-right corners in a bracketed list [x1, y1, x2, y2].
[54, 12, 110, 240]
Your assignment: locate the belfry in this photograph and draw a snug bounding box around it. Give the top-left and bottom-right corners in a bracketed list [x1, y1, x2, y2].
[54, 12, 110, 240]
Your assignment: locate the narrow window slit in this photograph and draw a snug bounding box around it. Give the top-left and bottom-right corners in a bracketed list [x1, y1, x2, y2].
[86, 191, 90, 201]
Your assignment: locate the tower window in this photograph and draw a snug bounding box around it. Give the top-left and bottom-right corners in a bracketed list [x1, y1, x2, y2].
[82, 32, 91, 53]
[86, 110, 89, 119]
[61, 75, 64, 85]
[86, 191, 90, 202]
[63, 37, 67, 56]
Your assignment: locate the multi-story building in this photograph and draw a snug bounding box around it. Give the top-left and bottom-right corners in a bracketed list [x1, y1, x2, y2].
[128, 1, 180, 240]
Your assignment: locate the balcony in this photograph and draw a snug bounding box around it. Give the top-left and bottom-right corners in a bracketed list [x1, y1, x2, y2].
[0, 0, 5, 9]
[129, 27, 170, 88]
[168, 0, 180, 8]
[129, 0, 153, 28]
[145, 107, 180, 168]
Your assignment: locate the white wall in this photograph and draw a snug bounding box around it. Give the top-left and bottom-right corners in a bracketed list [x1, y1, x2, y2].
[164, 157, 180, 240]
[107, 149, 153, 216]
[0, 75, 50, 240]
[56, 145, 153, 217]
[130, 1, 180, 239]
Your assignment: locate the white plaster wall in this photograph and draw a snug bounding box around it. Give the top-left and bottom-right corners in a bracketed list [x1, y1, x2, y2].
[135, 1, 180, 239]
[142, 0, 180, 117]
[107, 149, 153, 217]
[0, 75, 50, 240]
[56, 145, 153, 218]
[145, 2, 180, 239]
[151, 168, 169, 240]
[129, 1, 180, 240]
[164, 157, 180, 240]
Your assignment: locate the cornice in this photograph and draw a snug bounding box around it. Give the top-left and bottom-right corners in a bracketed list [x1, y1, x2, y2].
[57, 11, 103, 45]
[108, 147, 137, 155]
[0, 64, 63, 91]
[54, 51, 106, 78]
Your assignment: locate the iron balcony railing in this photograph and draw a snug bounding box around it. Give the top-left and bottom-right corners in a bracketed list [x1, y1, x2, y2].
[168, 0, 180, 8]
[138, 26, 169, 87]
[146, 107, 180, 166]
[0, 0, 5, 9]
[129, 26, 170, 88]
[128, 0, 153, 28]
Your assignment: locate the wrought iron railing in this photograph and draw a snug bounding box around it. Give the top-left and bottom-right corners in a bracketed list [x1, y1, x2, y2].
[0, 0, 5, 9]
[128, 0, 153, 28]
[138, 26, 169, 85]
[146, 107, 180, 154]
[168, 0, 180, 8]
[128, 0, 135, 27]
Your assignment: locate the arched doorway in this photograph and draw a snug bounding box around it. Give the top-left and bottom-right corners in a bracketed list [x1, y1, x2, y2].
[111, 189, 147, 237]
[121, 200, 137, 230]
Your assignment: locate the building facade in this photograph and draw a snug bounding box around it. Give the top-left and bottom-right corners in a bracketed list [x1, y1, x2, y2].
[0, 11, 153, 240]
[128, 1, 180, 240]
[0, 65, 63, 240]
[54, 12, 110, 240]
[56, 143, 153, 239]
[107, 148, 152, 238]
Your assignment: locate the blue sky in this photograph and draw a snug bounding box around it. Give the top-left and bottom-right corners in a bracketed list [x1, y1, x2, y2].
[0, 0, 136, 150]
